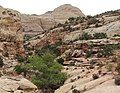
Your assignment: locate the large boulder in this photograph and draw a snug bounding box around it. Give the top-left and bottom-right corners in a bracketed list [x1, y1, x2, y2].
[0, 76, 38, 93]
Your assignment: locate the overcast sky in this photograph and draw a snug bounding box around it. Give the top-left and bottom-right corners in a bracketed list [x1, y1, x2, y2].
[0, 0, 120, 15]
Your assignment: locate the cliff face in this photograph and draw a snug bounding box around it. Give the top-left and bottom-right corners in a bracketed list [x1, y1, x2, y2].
[20, 4, 85, 36]
[0, 6, 25, 58]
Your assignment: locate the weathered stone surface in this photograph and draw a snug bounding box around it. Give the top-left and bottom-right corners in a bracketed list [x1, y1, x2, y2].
[84, 21, 120, 37]
[0, 76, 38, 93]
[84, 79, 120, 93]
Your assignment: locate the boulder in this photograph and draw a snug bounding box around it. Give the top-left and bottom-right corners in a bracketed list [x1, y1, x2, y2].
[0, 76, 38, 93]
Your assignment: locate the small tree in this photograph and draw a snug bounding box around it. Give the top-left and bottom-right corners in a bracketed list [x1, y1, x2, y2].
[19, 53, 67, 92]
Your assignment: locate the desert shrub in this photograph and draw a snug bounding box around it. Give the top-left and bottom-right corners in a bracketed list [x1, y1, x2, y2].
[113, 34, 120, 37]
[68, 17, 76, 22]
[86, 15, 93, 19]
[35, 40, 61, 57]
[76, 16, 85, 23]
[72, 89, 80, 93]
[0, 56, 4, 67]
[15, 54, 26, 63]
[98, 45, 113, 57]
[97, 52, 103, 58]
[63, 25, 73, 32]
[24, 53, 67, 91]
[24, 35, 32, 41]
[86, 50, 93, 58]
[93, 33, 107, 39]
[69, 62, 75, 66]
[57, 57, 64, 65]
[14, 65, 26, 74]
[80, 32, 93, 40]
[92, 74, 99, 80]
[110, 44, 120, 50]
[115, 76, 120, 85]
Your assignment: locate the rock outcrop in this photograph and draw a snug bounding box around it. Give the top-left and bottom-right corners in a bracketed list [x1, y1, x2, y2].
[0, 7, 25, 58]
[0, 6, 25, 70]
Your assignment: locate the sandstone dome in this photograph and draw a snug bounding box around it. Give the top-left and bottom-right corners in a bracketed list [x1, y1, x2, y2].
[51, 4, 85, 22]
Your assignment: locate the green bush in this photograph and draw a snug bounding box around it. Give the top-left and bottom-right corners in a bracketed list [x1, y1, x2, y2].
[72, 89, 80, 93]
[15, 54, 26, 63]
[35, 43, 61, 57]
[24, 35, 32, 41]
[68, 17, 76, 22]
[113, 34, 120, 37]
[80, 32, 93, 40]
[57, 57, 64, 65]
[76, 16, 85, 23]
[86, 50, 93, 58]
[93, 33, 107, 39]
[24, 53, 67, 91]
[86, 15, 93, 19]
[98, 45, 113, 57]
[14, 65, 26, 74]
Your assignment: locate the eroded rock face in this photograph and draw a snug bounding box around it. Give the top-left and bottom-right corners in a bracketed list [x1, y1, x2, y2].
[0, 8, 25, 57]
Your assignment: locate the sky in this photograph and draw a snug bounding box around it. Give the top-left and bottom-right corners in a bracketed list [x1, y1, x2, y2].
[0, 0, 120, 15]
